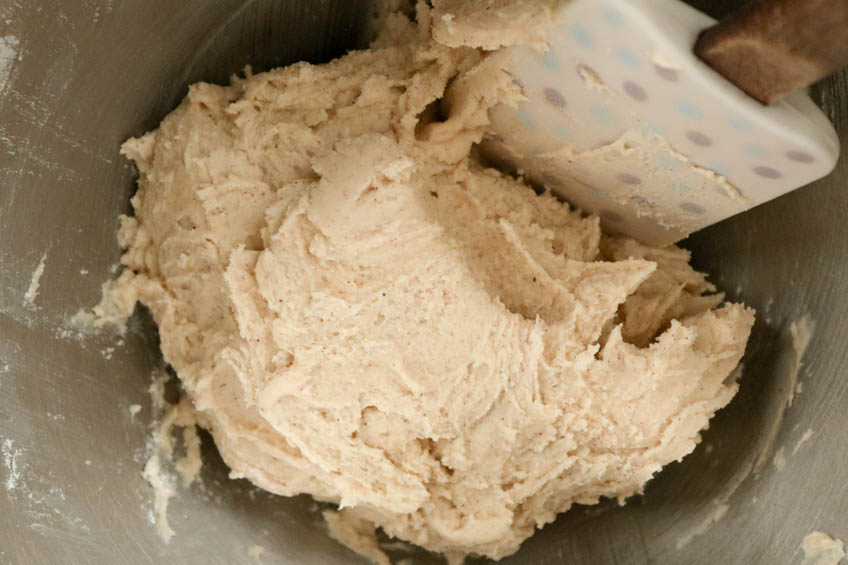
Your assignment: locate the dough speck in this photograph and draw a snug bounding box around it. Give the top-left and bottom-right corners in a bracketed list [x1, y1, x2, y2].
[247, 544, 266, 561]
[23, 253, 46, 307]
[802, 531, 846, 565]
[789, 315, 815, 407]
[793, 429, 815, 455]
[675, 501, 729, 550]
[2, 438, 23, 493]
[142, 372, 203, 543]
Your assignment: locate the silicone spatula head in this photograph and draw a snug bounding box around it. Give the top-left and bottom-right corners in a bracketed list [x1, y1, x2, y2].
[483, 0, 841, 245]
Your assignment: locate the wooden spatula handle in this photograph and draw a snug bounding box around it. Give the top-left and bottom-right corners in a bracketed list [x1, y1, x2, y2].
[694, 0, 848, 105]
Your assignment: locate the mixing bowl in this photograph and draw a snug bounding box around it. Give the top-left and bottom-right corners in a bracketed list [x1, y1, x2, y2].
[1, 1, 846, 563]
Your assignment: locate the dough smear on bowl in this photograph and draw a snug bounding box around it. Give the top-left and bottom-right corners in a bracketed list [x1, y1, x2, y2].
[110, 3, 754, 562]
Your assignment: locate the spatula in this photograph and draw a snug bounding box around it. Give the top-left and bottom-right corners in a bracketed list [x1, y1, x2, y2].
[483, 0, 848, 245]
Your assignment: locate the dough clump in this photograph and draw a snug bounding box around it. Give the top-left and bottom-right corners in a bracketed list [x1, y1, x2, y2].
[115, 4, 754, 562]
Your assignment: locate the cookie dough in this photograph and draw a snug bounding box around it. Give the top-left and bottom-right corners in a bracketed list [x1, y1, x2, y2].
[113, 4, 754, 562]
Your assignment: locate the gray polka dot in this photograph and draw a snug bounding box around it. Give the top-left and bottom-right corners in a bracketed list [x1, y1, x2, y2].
[540, 172, 563, 188]
[602, 210, 624, 222]
[543, 87, 566, 108]
[681, 202, 706, 215]
[617, 173, 642, 186]
[622, 81, 648, 101]
[754, 166, 782, 179]
[787, 150, 815, 163]
[686, 130, 712, 147]
[655, 64, 679, 82]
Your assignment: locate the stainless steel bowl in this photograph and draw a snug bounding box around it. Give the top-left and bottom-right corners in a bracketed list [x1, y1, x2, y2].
[1, 1, 846, 563]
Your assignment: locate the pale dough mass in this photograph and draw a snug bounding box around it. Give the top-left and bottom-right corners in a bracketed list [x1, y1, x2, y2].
[113, 4, 754, 562]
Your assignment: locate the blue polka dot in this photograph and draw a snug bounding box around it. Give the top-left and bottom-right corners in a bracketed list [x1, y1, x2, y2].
[727, 117, 750, 132]
[616, 46, 639, 68]
[676, 101, 702, 119]
[591, 106, 614, 125]
[657, 154, 680, 170]
[672, 181, 692, 193]
[541, 51, 559, 70]
[516, 110, 536, 129]
[647, 123, 665, 136]
[602, 7, 622, 28]
[706, 162, 730, 176]
[572, 25, 594, 48]
[742, 144, 768, 158]
[555, 126, 572, 139]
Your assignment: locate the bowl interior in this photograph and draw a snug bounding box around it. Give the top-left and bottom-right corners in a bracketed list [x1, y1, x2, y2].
[1, 1, 846, 563]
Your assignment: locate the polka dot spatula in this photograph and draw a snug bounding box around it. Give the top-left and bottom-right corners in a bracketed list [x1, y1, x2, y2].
[483, 0, 848, 245]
